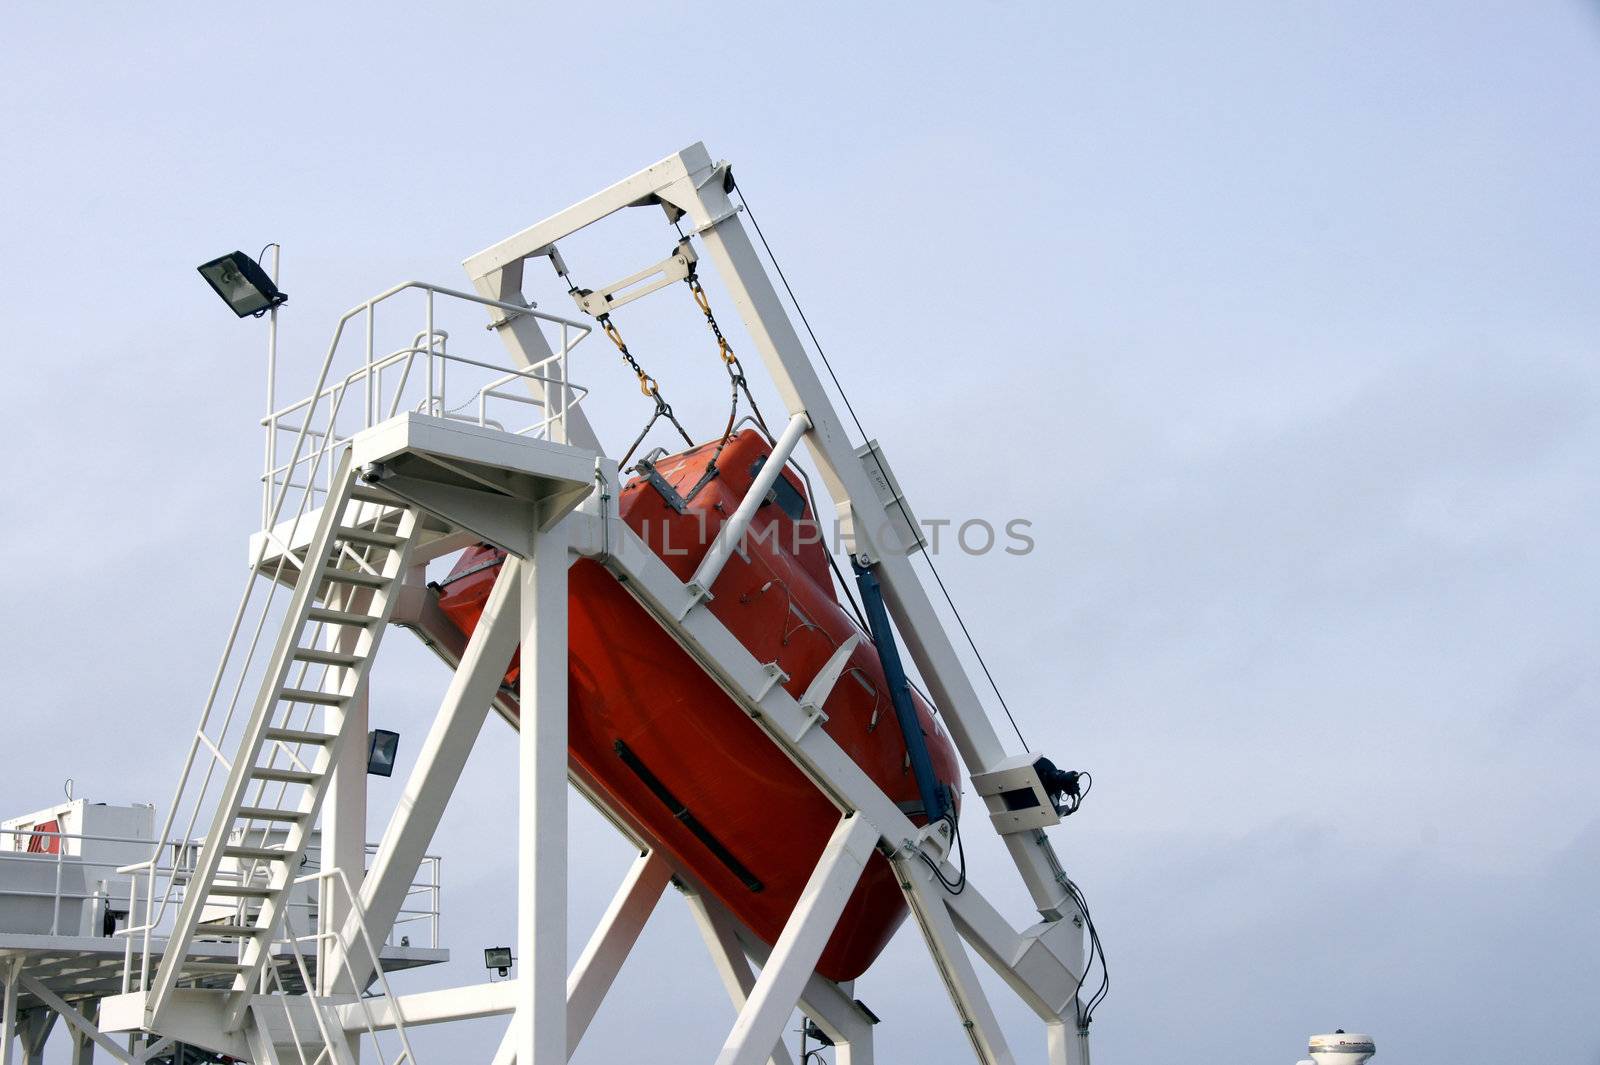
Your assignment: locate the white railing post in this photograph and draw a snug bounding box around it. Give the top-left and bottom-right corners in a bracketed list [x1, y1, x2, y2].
[425, 289, 436, 416]
[365, 304, 376, 430]
[690, 410, 811, 597]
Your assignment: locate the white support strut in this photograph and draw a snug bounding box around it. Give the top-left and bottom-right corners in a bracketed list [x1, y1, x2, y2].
[713, 814, 879, 1065]
[684, 892, 798, 1065]
[565, 850, 672, 1058]
[518, 524, 569, 1065]
[689, 409, 812, 600]
[0, 958, 16, 1065]
[17, 977, 139, 1065]
[336, 556, 527, 992]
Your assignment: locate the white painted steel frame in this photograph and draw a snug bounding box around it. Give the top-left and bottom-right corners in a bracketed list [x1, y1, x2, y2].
[116, 142, 1090, 1064]
[459, 143, 1091, 1063]
[466, 141, 1075, 910]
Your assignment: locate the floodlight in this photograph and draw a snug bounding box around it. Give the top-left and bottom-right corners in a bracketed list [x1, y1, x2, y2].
[366, 729, 400, 777]
[484, 946, 513, 977]
[197, 250, 286, 317]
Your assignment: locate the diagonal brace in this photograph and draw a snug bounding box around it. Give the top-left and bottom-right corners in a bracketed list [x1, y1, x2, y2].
[713, 814, 879, 1065]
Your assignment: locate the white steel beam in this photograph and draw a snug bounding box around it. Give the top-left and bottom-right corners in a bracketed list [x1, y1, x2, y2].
[683, 892, 796, 1065]
[565, 850, 671, 1059]
[337, 558, 526, 991]
[69, 1027, 95, 1065]
[946, 886, 1084, 1022]
[243, 1008, 285, 1065]
[729, 921, 876, 1065]
[1047, 1021, 1089, 1065]
[518, 524, 569, 1065]
[16, 979, 137, 1065]
[491, 1016, 517, 1065]
[1, 957, 20, 1065]
[894, 859, 1016, 1065]
[17, 1009, 52, 1065]
[332, 982, 517, 1032]
[138, 1036, 173, 1063]
[463, 151, 708, 279]
[66, 999, 97, 1065]
[689, 410, 811, 597]
[713, 814, 878, 1065]
[470, 260, 603, 454]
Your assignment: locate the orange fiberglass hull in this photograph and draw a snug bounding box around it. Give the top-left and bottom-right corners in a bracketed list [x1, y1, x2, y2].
[435, 429, 959, 982]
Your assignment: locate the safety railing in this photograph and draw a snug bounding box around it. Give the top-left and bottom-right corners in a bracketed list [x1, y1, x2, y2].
[375, 845, 440, 951]
[274, 868, 420, 1065]
[0, 825, 156, 939]
[119, 280, 582, 1001]
[261, 282, 594, 526]
[114, 843, 441, 996]
[0, 824, 440, 955]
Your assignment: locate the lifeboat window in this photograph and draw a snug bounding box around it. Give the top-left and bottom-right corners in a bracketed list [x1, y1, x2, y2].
[748, 456, 807, 521]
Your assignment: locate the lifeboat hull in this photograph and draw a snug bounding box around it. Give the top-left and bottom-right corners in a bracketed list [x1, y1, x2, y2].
[436, 430, 959, 981]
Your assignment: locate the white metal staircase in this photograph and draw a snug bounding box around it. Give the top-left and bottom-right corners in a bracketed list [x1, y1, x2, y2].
[146, 451, 418, 1032]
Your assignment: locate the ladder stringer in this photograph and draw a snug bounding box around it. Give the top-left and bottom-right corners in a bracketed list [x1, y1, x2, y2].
[148, 451, 420, 1034]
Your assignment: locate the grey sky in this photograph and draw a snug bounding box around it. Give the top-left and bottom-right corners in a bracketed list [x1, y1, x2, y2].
[2, 2, 1597, 1062]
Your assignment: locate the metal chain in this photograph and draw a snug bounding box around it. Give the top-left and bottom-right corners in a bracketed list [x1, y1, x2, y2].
[557, 261, 694, 465]
[687, 264, 771, 446]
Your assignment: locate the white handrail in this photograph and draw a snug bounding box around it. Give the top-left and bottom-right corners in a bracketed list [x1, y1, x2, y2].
[121, 280, 575, 997]
[260, 281, 593, 525]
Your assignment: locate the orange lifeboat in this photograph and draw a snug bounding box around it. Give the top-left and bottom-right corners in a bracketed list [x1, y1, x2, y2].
[434, 428, 959, 981]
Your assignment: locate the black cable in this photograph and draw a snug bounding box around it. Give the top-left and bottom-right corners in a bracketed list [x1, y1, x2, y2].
[732, 183, 1031, 753]
[1061, 874, 1109, 1027]
[918, 807, 967, 896]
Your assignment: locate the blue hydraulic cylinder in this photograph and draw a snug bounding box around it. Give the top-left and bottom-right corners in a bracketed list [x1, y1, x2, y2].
[851, 559, 948, 824]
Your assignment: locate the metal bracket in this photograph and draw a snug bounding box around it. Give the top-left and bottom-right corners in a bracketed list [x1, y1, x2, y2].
[794, 634, 860, 736]
[572, 241, 697, 318]
[691, 202, 744, 237]
[754, 662, 790, 702]
[677, 581, 712, 621]
[971, 754, 1064, 833]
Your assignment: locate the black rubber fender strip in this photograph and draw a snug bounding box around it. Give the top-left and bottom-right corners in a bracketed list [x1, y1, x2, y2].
[612, 739, 765, 893]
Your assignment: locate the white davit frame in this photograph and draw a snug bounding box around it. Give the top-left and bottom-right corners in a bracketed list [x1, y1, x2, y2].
[82, 142, 1095, 1065]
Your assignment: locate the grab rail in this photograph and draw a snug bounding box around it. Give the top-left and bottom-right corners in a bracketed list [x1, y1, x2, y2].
[120, 280, 549, 998]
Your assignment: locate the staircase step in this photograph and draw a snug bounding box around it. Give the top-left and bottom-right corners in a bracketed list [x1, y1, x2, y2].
[291, 646, 362, 668]
[322, 568, 390, 589]
[337, 525, 407, 549]
[198, 922, 268, 938]
[181, 961, 252, 975]
[222, 844, 291, 862]
[207, 884, 274, 899]
[348, 484, 400, 505]
[263, 726, 337, 747]
[307, 606, 379, 629]
[236, 805, 308, 823]
[248, 766, 321, 786]
[279, 686, 347, 707]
